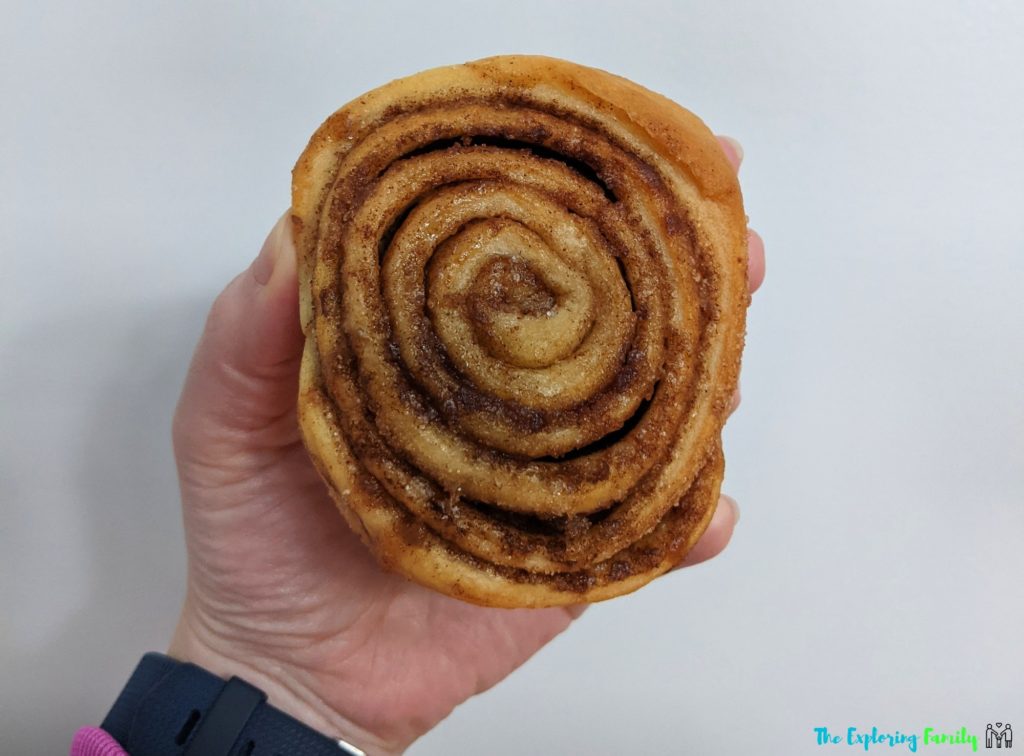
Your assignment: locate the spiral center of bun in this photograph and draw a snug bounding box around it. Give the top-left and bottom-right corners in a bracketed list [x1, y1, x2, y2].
[430, 218, 596, 369]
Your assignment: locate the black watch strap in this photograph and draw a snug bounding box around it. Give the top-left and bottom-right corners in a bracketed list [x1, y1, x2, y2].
[101, 653, 365, 756]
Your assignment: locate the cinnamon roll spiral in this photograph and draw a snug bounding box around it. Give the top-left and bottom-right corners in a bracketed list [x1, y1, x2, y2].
[293, 56, 748, 607]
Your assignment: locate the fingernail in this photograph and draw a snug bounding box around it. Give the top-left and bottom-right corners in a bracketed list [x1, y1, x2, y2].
[722, 494, 740, 524]
[721, 136, 744, 166]
[252, 215, 288, 286]
[729, 380, 742, 414]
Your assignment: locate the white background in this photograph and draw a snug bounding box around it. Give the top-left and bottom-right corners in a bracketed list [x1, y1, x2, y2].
[3, 2, 1022, 753]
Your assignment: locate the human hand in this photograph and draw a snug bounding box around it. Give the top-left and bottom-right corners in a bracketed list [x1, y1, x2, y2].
[167, 136, 764, 754]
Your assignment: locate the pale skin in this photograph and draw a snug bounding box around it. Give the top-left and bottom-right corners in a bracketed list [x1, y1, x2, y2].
[168, 136, 765, 754]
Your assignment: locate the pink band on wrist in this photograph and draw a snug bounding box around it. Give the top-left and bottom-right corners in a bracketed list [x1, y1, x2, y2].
[70, 727, 129, 756]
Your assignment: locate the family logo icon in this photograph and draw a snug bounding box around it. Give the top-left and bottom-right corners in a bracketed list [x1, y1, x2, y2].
[986, 723, 1012, 749]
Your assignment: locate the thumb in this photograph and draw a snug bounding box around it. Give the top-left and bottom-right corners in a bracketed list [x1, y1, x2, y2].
[173, 214, 304, 469]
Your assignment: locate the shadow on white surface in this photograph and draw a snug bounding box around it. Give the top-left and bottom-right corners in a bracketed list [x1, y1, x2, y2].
[1, 299, 208, 752]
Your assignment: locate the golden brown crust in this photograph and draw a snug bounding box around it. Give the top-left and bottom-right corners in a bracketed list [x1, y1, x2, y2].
[292, 55, 747, 607]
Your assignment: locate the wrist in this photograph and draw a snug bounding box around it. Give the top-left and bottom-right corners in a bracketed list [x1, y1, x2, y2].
[168, 602, 403, 756]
